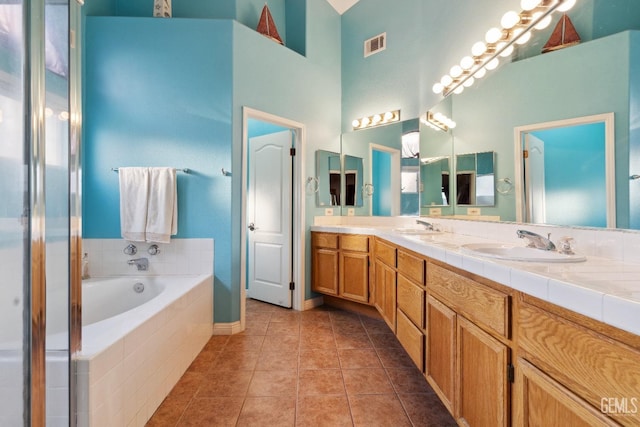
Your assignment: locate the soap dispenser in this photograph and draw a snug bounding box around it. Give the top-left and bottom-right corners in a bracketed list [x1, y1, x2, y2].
[82, 253, 90, 279]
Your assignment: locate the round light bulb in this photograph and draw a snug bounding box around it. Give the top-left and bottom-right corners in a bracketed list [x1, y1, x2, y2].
[460, 56, 475, 70]
[474, 67, 487, 79]
[532, 12, 552, 30]
[453, 86, 464, 95]
[485, 27, 503, 44]
[485, 58, 500, 70]
[59, 111, 70, 121]
[372, 114, 382, 124]
[440, 75, 453, 86]
[448, 120, 457, 129]
[450, 65, 463, 78]
[499, 44, 515, 57]
[557, 0, 576, 12]
[361, 117, 370, 127]
[501, 11, 520, 29]
[352, 119, 360, 128]
[384, 111, 394, 121]
[515, 30, 532, 45]
[520, 0, 542, 11]
[471, 41, 487, 57]
[463, 76, 475, 87]
[45, 107, 53, 117]
[432, 82, 444, 94]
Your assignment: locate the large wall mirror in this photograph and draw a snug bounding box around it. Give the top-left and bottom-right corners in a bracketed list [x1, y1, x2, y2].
[439, 0, 640, 229]
[455, 151, 495, 206]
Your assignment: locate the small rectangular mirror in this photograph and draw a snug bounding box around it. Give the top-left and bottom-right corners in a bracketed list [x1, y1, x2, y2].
[316, 150, 341, 206]
[343, 154, 363, 207]
[455, 151, 495, 206]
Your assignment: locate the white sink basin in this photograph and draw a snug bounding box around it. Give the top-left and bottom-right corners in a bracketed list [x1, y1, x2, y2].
[392, 227, 442, 236]
[461, 243, 586, 263]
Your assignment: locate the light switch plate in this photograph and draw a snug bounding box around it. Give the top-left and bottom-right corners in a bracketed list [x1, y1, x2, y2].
[325, 208, 334, 216]
[429, 208, 442, 216]
[467, 207, 481, 215]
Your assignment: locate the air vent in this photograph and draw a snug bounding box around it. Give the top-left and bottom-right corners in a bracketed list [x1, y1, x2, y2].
[364, 32, 386, 58]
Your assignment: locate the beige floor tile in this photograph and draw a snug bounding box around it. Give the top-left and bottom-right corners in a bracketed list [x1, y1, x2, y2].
[237, 396, 296, 427]
[298, 369, 345, 396]
[342, 368, 394, 395]
[348, 394, 412, 426]
[296, 395, 353, 427]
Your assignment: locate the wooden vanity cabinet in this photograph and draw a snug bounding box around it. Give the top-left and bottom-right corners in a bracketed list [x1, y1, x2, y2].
[426, 262, 511, 427]
[395, 248, 426, 371]
[311, 232, 339, 296]
[515, 296, 640, 427]
[373, 238, 397, 331]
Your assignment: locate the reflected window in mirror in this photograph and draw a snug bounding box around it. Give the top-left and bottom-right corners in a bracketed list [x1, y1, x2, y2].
[343, 154, 364, 207]
[315, 150, 341, 206]
[455, 151, 495, 206]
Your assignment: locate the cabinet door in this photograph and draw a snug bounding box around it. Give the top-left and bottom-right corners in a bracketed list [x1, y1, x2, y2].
[374, 259, 396, 331]
[457, 316, 509, 427]
[340, 251, 369, 303]
[516, 358, 618, 427]
[426, 295, 456, 414]
[312, 247, 339, 295]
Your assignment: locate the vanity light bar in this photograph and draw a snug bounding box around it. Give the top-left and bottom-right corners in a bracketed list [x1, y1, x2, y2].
[352, 109, 400, 130]
[421, 111, 456, 132]
[433, 0, 577, 97]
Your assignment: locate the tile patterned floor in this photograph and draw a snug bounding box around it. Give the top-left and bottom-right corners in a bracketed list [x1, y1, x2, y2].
[146, 299, 456, 426]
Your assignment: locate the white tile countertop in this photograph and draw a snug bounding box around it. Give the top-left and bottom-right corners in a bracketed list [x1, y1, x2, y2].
[311, 217, 640, 337]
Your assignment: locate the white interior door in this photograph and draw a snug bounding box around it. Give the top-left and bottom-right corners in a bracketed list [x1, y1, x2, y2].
[247, 130, 293, 308]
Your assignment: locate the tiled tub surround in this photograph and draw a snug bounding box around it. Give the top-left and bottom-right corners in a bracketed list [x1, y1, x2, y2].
[81, 238, 214, 277]
[312, 216, 640, 336]
[76, 274, 213, 427]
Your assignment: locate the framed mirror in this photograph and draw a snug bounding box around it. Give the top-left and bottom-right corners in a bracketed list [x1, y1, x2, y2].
[455, 151, 495, 206]
[315, 150, 341, 206]
[343, 154, 364, 207]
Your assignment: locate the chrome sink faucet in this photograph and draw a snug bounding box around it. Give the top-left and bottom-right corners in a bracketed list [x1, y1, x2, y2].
[128, 257, 149, 271]
[416, 219, 434, 230]
[516, 230, 556, 251]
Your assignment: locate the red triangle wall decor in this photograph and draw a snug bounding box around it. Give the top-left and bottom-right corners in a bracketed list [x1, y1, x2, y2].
[542, 14, 581, 53]
[257, 4, 284, 45]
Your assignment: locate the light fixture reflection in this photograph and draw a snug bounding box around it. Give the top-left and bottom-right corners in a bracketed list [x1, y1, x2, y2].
[352, 110, 400, 130]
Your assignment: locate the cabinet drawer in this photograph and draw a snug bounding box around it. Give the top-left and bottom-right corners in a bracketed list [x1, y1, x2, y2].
[312, 232, 338, 249]
[518, 302, 640, 426]
[397, 250, 425, 285]
[396, 309, 424, 371]
[428, 263, 509, 338]
[397, 275, 424, 329]
[375, 238, 396, 267]
[340, 234, 369, 252]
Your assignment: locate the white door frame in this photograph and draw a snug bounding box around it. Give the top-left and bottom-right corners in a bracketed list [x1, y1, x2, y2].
[369, 143, 401, 216]
[513, 112, 616, 227]
[241, 107, 306, 330]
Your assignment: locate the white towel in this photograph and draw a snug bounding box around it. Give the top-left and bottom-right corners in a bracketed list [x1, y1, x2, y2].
[119, 167, 178, 243]
[119, 167, 149, 242]
[145, 167, 178, 244]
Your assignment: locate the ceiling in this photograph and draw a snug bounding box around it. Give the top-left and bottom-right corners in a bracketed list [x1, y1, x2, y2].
[326, 0, 360, 14]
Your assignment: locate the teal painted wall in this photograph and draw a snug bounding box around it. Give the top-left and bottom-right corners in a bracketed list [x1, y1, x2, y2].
[372, 149, 391, 215]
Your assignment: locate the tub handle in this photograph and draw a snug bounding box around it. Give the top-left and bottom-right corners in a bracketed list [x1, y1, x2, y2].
[124, 244, 137, 255]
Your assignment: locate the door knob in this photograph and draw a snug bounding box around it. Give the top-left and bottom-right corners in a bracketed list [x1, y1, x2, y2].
[248, 222, 256, 231]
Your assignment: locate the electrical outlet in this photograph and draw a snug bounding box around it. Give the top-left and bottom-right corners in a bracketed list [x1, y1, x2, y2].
[429, 208, 442, 216]
[347, 208, 355, 216]
[467, 207, 481, 215]
[325, 208, 334, 216]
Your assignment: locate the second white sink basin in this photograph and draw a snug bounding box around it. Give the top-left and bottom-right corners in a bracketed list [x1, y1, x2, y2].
[461, 243, 586, 263]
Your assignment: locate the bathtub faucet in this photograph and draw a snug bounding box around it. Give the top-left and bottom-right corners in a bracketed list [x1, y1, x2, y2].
[128, 257, 149, 271]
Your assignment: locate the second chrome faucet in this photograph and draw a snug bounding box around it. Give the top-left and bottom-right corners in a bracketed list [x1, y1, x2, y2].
[516, 229, 556, 251]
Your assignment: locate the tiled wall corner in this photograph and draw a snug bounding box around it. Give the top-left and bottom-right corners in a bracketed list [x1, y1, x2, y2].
[82, 238, 214, 277]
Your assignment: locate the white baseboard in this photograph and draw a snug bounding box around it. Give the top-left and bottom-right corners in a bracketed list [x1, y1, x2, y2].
[212, 321, 243, 335]
[303, 296, 324, 311]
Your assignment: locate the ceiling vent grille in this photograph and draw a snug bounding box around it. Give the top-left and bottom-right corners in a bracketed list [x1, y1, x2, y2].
[364, 32, 386, 57]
